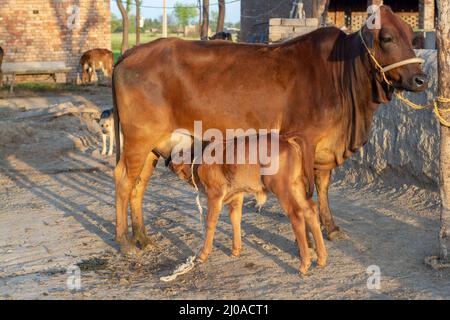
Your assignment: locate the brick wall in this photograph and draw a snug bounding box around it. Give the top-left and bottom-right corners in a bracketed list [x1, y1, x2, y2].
[0, 0, 111, 82]
[241, 0, 302, 43]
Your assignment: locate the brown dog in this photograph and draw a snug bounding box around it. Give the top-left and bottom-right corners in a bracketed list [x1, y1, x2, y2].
[79, 48, 113, 84]
[168, 134, 326, 275]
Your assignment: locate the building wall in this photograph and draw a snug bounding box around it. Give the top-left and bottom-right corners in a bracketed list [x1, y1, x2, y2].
[241, 0, 318, 43]
[0, 0, 111, 82]
[241, 0, 435, 43]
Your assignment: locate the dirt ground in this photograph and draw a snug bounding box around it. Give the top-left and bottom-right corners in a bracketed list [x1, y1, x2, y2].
[1, 87, 450, 300]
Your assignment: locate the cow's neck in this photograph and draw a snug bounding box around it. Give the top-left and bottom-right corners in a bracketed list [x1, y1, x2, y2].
[331, 31, 391, 156]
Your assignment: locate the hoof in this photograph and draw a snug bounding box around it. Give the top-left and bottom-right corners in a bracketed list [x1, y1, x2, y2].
[133, 234, 157, 251]
[317, 256, 327, 268]
[197, 251, 210, 263]
[327, 228, 347, 241]
[299, 261, 312, 275]
[231, 248, 241, 258]
[119, 242, 139, 256]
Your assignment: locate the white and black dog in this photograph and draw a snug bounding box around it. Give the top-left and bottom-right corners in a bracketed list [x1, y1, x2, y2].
[98, 109, 122, 156]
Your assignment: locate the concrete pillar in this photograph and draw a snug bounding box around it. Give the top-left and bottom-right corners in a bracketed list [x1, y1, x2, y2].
[419, 0, 435, 30]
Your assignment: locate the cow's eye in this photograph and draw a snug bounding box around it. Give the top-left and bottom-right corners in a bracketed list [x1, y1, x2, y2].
[380, 35, 393, 43]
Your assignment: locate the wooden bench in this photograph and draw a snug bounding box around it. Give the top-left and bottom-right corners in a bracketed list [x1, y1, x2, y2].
[1, 61, 71, 92]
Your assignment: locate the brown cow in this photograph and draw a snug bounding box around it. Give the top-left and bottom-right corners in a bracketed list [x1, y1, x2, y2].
[112, 6, 428, 272]
[167, 134, 326, 274]
[80, 48, 113, 84]
[0, 46, 4, 87]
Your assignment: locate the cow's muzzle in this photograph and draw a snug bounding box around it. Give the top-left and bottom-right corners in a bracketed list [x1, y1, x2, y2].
[399, 73, 429, 92]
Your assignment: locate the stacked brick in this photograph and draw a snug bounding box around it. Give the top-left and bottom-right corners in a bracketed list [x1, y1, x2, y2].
[0, 0, 111, 82]
[269, 18, 318, 43]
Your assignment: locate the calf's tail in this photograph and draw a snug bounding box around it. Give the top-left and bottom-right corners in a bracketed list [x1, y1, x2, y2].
[288, 136, 315, 199]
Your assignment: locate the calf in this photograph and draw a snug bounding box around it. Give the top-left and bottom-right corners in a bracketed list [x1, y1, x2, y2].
[80, 48, 113, 84]
[167, 134, 327, 275]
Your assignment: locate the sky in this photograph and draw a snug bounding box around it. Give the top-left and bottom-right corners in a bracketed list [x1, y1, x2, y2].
[111, 0, 241, 23]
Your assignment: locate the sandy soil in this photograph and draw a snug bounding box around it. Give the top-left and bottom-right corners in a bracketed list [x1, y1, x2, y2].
[1, 87, 450, 300]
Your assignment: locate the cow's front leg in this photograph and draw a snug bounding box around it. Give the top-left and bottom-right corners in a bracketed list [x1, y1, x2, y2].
[314, 169, 346, 241]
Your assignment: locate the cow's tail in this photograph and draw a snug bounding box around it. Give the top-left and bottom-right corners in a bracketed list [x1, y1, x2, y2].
[112, 70, 121, 165]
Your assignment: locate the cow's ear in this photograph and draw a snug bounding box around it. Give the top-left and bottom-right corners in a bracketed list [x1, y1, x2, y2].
[362, 29, 375, 49]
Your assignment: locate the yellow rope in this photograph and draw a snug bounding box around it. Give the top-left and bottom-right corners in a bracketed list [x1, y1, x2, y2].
[358, 29, 450, 127]
[395, 92, 450, 127]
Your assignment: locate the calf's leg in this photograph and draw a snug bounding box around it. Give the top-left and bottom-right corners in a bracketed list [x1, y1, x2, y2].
[227, 194, 244, 257]
[198, 191, 224, 262]
[273, 182, 312, 274]
[305, 199, 327, 267]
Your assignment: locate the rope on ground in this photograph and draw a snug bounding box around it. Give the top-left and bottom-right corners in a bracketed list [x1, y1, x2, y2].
[395, 92, 450, 127]
[160, 157, 205, 282]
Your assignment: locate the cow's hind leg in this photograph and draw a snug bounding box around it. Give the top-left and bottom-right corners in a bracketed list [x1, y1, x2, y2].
[130, 151, 159, 250]
[115, 146, 153, 255]
[114, 155, 135, 254]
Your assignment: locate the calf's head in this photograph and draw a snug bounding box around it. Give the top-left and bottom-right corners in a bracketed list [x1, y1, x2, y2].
[361, 5, 428, 93]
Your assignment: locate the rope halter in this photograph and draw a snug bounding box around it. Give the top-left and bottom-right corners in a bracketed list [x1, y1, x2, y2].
[358, 29, 450, 127]
[358, 28, 425, 87]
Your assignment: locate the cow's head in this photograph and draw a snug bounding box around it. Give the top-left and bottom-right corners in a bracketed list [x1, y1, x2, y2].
[361, 6, 428, 95]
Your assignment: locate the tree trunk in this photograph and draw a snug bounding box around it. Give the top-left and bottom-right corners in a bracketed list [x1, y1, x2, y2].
[217, 0, 225, 33]
[201, 0, 209, 40]
[162, 0, 168, 38]
[198, 0, 202, 39]
[116, 0, 129, 53]
[437, 0, 450, 262]
[136, 0, 141, 45]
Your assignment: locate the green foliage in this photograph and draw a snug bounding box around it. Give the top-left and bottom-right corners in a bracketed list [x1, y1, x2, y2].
[143, 18, 162, 31]
[126, 0, 132, 15]
[173, 2, 199, 28]
[209, 11, 218, 32]
[111, 13, 122, 33]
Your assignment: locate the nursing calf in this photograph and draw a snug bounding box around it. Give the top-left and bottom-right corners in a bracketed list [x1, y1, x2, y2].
[169, 134, 327, 275]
